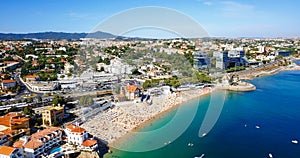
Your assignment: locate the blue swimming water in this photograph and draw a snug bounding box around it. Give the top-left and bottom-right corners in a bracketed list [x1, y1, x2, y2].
[105, 70, 300, 158]
[50, 147, 62, 154]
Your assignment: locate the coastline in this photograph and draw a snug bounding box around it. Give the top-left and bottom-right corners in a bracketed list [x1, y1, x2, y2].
[83, 63, 300, 155]
[81, 87, 215, 148]
[109, 87, 214, 148]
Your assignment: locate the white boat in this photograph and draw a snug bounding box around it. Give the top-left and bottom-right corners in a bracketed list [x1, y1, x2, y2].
[269, 153, 273, 158]
[255, 125, 260, 129]
[194, 154, 205, 158]
[292, 140, 298, 144]
[202, 133, 207, 137]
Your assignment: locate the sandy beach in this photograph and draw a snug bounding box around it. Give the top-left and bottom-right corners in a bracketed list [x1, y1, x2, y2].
[81, 63, 300, 148]
[81, 87, 213, 145]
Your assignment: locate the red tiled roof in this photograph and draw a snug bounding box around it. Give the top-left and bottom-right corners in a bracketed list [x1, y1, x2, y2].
[0, 146, 15, 156]
[126, 85, 137, 93]
[24, 127, 62, 149]
[81, 139, 97, 147]
[13, 140, 24, 148]
[2, 80, 16, 83]
[66, 124, 86, 133]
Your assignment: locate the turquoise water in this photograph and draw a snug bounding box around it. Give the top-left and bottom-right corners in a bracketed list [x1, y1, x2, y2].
[50, 147, 62, 154]
[105, 71, 300, 158]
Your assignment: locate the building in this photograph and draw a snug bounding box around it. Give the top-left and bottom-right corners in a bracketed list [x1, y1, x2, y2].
[1, 80, 16, 89]
[0, 61, 19, 73]
[123, 85, 141, 100]
[0, 113, 30, 144]
[64, 124, 88, 145]
[193, 51, 210, 70]
[0, 134, 8, 146]
[22, 127, 62, 158]
[64, 62, 74, 74]
[42, 106, 64, 127]
[0, 146, 23, 158]
[64, 124, 98, 151]
[26, 81, 58, 92]
[213, 51, 248, 70]
[276, 50, 291, 57]
[24, 74, 39, 82]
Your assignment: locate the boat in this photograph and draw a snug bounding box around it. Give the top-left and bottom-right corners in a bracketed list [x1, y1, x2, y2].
[292, 140, 298, 144]
[269, 153, 273, 158]
[194, 154, 205, 158]
[201, 133, 207, 137]
[255, 125, 260, 129]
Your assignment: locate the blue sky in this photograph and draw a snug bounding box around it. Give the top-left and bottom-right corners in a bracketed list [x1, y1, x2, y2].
[1, 0, 300, 38]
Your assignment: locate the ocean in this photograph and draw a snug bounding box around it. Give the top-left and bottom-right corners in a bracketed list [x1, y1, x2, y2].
[105, 70, 300, 158]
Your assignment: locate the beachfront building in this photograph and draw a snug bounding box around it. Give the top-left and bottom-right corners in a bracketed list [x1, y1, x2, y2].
[0, 146, 24, 158]
[64, 124, 98, 151]
[123, 85, 142, 100]
[42, 106, 65, 127]
[193, 51, 210, 70]
[213, 50, 248, 70]
[64, 124, 88, 145]
[1, 80, 16, 89]
[21, 127, 62, 158]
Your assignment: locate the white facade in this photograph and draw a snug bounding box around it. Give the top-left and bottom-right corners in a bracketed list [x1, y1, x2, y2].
[23, 128, 62, 158]
[64, 124, 88, 146]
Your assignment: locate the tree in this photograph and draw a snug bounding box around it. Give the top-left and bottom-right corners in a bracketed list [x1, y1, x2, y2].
[164, 77, 181, 88]
[28, 97, 33, 103]
[143, 80, 151, 89]
[22, 106, 34, 116]
[37, 96, 42, 102]
[52, 120, 60, 127]
[100, 67, 105, 72]
[195, 71, 212, 83]
[131, 68, 142, 75]
[79, 95, 94, 107]
[52, 95, 65, 106]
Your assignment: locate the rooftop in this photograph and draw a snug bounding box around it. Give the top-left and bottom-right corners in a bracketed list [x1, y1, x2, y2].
[24, 127, 62, 149]
[2, 79, 16, 83]
[66, 124, 86, 133]
[0, 146, 15, 156]
[82, 139, 97, 147]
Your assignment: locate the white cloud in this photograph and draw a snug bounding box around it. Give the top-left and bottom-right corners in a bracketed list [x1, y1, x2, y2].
[203, 1, 213, 6]
[217, 1, 255, 18]
[221, 1, 254, 12]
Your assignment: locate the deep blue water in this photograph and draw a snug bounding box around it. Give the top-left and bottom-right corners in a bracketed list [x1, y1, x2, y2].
[105, 71, 300, 158]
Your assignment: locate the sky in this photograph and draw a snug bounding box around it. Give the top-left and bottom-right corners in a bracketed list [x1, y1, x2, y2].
[1, 0, 300, 38]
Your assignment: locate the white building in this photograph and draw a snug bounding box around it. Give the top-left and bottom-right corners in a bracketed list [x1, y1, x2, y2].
[26, 81, 58, 92]
[64, 124, 98, 151]
[64, 124, 88, 146]
[22, 127, 62, 158]
[64, 62, 74, 74]
[0, 146, 23, 158]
